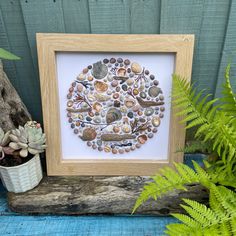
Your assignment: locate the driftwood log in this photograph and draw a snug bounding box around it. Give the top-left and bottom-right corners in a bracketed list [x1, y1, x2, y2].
[0, 60, 31, 131]
[8, 176, 208, 215]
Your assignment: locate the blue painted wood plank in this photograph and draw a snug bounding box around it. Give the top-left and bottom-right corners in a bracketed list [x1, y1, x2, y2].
[88, 0, 130, 33]
[62, 0, 91, 33]
[160, 0, 230, 96]
[214, 1, 236, 98]
[0, 0, 42, 122]
[130, 0, 161, 33]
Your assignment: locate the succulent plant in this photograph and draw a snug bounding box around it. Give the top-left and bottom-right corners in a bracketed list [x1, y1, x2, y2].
[9, 121, 47, 158]
[0, 128, 14, 159]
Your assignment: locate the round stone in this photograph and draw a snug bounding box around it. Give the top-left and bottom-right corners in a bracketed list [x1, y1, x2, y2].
[119, 149, 125, 154]
[88, 65, 92, 69]
[131, 62, 142, 74]
[125, 148, 131, 152]
[112, 149, 118, 154]
[113, 93, 119, 99]
[67, 93, 72, 99]
[133, 88, 139, 96]
[76, 121, 80, 126]
[159, 95, 164, 101]
[148, 86, 162, 97]
[74, 129, 79, 134]
[71, 123, 75, 129]
[159, 113, 164, 118]
[71, 82, 76, 87]
[87, 76, 93, 81]
[117, 58, 123, 63]
[68, 118, 73, 123]
[137, 111, 143, 116]
[126, 78, 134, 86]
[127, 112, 134, 119]
[145, 70, 149, 75]
[144, 108, 154, 116]
[92, 144, 97, 150]
[81, 123, 85, 128]
[69, 87, 74, 93]
[127, 68, 131, 73]
[114, 100, 121, 107]
[124, 59, 130, 65]
[111, 80, 118, 87]
[98, 147, 103, 152]
[87, 141, 92, 147]
[160, 107, 165, 112]
[93, 117, 101, 123]
[103, 58, 109, 64]
[153, 128, 158, 133]
[110, 58, 116, 64]
[67, 100, 73, 107]
[83, 68, 88, 74]
[77, 83, 83, 92]
[97, 140, 102, 146]
[121, 84, 128, 91]
[148, 133, 154, 138]
[116, 87, 121, 92]
[150, 74, 155, 80]
[153, 80, 159, 85]
[135, 143, 141, 149]
[113, 126, 120, 133]
[86, 117, 92, 122]
[152, 116, 161, 127]
[140, 92, 146, 99]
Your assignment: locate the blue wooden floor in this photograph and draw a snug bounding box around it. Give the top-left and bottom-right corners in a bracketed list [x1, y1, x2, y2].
[0, 189, 177, 236]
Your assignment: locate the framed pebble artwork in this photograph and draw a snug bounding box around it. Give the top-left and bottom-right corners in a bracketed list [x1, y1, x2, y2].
[37, 34, 194, 176]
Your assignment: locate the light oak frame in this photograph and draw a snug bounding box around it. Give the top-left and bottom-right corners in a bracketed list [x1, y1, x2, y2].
[37, 34, 194, 176]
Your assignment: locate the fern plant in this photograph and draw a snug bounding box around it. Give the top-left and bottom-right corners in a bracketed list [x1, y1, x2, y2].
[133, 65, 236, 235]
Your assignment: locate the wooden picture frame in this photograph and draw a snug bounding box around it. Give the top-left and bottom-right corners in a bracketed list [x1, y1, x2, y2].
[37, 34, 194, 176]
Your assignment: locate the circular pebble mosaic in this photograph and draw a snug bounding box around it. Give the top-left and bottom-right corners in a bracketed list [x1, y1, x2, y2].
[66, 58, 165, 154]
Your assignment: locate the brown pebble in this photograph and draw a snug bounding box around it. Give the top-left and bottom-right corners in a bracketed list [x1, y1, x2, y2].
[87, 141, 92, 147]
[69, 87, 74, 93]
[119, 149, 124, 154]
[124, 59, 130, 65]
[153, 128, 158, 133]
[135, 143, 141, 149]
[113, 126, 120, 133]
[76, 121, 80, 126]
[71, 82, 76, 87]
[137, 111, 143, 116]
[131, 146, 136, 151]
[92, 144, 97, 150]
[138, 135, 148, 144]
[159, 113, 164, 118]
[111, 80, 118, 87]
[113, 93, 119, 99]
[83, 68, 88, 74]
[87, 76, 93, 81]
[112, 149, 118, 154]
[67, 112, 71, 117]
[125, 148, 130, 152]
[159, 95, 164, 100]
[160, 107, 165, 112]
[67, 93, 72, 99]
[98, 147, 103, 152]
[67, 100, 73, 107]
[88, 111, 94, 117]
[116, 87, 121, 92]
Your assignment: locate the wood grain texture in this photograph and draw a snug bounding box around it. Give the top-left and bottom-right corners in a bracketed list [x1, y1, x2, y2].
[36, 34, 194, 176]
[0, 60, 31, 131]
[8, 176, 208, 215]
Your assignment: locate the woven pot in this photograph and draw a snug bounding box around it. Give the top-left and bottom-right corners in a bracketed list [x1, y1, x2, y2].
[0, 154, 43, 193]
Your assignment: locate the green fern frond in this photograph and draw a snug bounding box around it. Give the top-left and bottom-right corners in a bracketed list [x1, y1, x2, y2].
[220, 63, 236, 116]
[166, 185, 236, 236]
[132, 161, 219, 213]
[177, 140, 212, 154]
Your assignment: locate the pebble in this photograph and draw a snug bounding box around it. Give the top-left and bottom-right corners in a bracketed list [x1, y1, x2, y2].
[144, 108, 154, 116]
[125, 148, 130, 152]
[92, 144, 97, 150]
[114, 100, 121, 107]
[148, 133, 154, 138]
[67, 100, 73, 107]
[86, 117, 92, 122]
[152, 128, 158, 133]
[97, 140, 102, 146]
[138, 135, 147, 144]
[160, 107, 165, 112]
[88, 65, 92, 69]
[152, 117, 161, 127]
[71, 123, 75, 129]
[110, 58, 116, 64]
[88, 111, 94, 117]
[131, 62, 142, 74]
[119, 149, 124, 154]
[112, 149, 118, 154]
[148, 86, 162, 97]
[137, 111, 143, 116]
[126, 78, 134, 86]
[87, 76, 93, 81]
[127, 112, 134, 119]
[159, 113, 164, 118]
[87, 141, 92, 147]
[77, 73, 85, 81]
[74, 129, 79, 134]
[145, 70, 149, 75]
[98, 147, 103, 152]
[159, 95, 164, 101]
[113, 93, 119, 99]
[135, 143, 141, 149]
[133, 88, 139, 96]
[153, 80, 159, 85]
[113, 126, 120, 133]
[83, 68, 88, 74]
[67, 93, 72, 99]
[111, 80, 118, 87]
[103, 58, 109, 64]
[76, 121, 80, 126]
[122, 84, 128, 91]
[122, 125, 131, 133]
[77, 83, 83, 92]
[124, 59, 130, 65]
[132, 104, 141, 112]
[150, 75, 155, 80]
[93, 117, 101, 123]
[117, 58, 123, 63]
[116, 87, 121, 92]
[117, 68, 126, 76]
[127, 68, 131, 73]
[140, 92, 146, 99]
[104, 146, 111, 152]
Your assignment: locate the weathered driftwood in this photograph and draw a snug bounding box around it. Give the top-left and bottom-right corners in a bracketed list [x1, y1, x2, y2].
[8, 176, 208, 215]
[0, 60, 31, 131]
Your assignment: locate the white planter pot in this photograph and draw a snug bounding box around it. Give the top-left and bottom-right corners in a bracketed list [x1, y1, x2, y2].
[0, 154, 43, 193]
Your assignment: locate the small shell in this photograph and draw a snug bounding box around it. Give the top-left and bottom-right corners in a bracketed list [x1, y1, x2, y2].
[122, 125, 131, 133]
[138, 135, 147, 144]
[132, 104, 141, 112]
[148, 86, 162, 97]
[113, 126, 120, 133]
[94, 81, 108, 93]
[93, 117, 101, 123]
[87, 76, 94, 81]
[124, 98, 136, 108]
[77, 73, 86, 81]
[106, 108, 122, 123]
[80, 128, 97, 141]
[117, 68, 126, 77]
[94, 93, 110, 102]
[111, 80, 118, 87]
[104, 146, 111, 153]
[131, 62, 142, 74]
[144, 108, 154, 116]
[93, 102, 102, 112]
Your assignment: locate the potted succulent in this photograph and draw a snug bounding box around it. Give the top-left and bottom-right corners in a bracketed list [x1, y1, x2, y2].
[0, 121, 46, 193]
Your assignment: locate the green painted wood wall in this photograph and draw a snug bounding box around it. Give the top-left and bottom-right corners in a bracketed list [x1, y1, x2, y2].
[0, 0, 236, 123]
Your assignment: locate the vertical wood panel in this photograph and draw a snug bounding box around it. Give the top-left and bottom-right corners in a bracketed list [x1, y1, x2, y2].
[160, 0, 230, 95]
[88, 0, 130, 33]
[0, 0, 42, 122]
[130, 0, 160, 33]
[20, 0, 65, 72]
[62, 0, 91, 33]
[214, 1, 236, 98]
